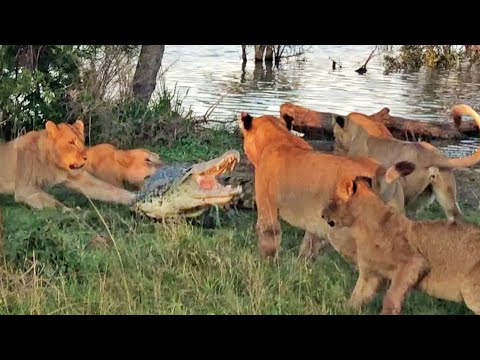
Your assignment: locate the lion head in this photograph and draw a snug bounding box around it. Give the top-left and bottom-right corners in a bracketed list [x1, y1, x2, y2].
[238, 112, 312, 167]
[321, 176, 376, 228]
[115, 149, 163, 187]
[322, 160, 416, 227]
[333, 112, 393, 155]
[45, 120, 87, 175]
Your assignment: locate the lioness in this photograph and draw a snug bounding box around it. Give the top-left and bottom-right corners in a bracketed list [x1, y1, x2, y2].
[0, 120, 136, 209]
[333, 104, 480, 222]
[321, 176, 480, 315]
[280, 102, 393, 140]
[238, 112, 414, 259]
[85, 144, 162, 190]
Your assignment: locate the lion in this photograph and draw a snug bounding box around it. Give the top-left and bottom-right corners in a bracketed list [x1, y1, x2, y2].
[280, 102, 393, 142]
[0, 120, 136, 209]
[321, 175, 480, 315]
[332, 104, 480, 222]
[238, 112, 415, 260]
[84, 144, 162, 190]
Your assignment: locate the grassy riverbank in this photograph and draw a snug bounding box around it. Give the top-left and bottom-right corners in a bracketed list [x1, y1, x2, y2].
[0, 125, 476, 315]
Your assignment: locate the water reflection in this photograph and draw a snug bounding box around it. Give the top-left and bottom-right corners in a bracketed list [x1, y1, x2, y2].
[240, 61, 275, 84]
[160, 45, 480, 123]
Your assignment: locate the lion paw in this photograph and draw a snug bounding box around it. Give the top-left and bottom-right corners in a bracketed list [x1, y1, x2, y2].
[382, 297, 402, 315]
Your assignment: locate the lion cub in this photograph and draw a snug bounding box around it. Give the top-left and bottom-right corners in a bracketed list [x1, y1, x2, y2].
[321, 176, 480, 315]
[85, 144, 162, 190]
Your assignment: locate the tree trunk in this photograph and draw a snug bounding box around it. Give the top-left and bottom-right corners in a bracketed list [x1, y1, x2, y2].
[241, 45, 247, 62]
[254, 45, 266, 62]
[265, 61, 274, 81]
[265, 46, 274, 62]
[274, 45, 284, 66]
[241, 61, 247, 83]
[280, 103, 479, 141]
[253, 61, 265, 81]
[132, 45, 165, 103]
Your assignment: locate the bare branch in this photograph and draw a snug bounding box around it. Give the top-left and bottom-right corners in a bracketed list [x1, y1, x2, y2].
[355, 46, 378, 74]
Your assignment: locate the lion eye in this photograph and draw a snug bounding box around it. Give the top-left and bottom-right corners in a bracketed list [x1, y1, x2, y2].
[145, 158, 151, 163]
[69, 140, 75, 146]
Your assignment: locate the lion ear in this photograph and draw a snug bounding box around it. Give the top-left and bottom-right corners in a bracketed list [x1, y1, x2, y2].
[240, 112, 253, 131]
[73, 120, 84, 135]
[145, 151, 162, 166]
[335, 115, 346, 129]
[337, 178, 355, 201]
[354, 176, 373, 190]
[45, 121, 58, 138]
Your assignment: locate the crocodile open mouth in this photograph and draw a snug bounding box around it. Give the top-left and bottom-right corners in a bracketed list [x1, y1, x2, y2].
[194, 151, 239, 176]
[193, 151, 241, 195]
[132, 150, 244, 220]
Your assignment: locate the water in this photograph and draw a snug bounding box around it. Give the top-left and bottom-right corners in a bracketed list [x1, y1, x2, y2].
[160, 45, 480, 155]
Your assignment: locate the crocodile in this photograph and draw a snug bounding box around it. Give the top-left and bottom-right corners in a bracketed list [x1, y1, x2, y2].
[131, 150, 243, 219]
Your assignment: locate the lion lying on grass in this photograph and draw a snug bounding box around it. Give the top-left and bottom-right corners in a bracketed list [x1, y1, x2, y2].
[85, 144, 162, 190]
[0, 120, 135, 209]
[238, 112, 414, 260]
[321, 175, 480, 315]
[333, 104, 480, 222]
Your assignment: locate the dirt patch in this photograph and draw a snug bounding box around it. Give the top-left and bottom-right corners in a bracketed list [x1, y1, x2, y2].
[89, 233, 112, 249]
[454, 168, 480, 210]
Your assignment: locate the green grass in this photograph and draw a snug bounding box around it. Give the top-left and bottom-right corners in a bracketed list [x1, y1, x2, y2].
[152, 126, 244, 163]
[0, 130, 476, 315]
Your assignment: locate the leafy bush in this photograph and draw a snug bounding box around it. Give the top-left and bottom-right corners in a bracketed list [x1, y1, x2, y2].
[383, 45, 480, 73]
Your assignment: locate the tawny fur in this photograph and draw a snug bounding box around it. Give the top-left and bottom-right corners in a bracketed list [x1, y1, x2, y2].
[322, 177, 480, 315]
[0, 120, 135, 209]
[238, 112, 413, 260]
[333, 105, 480, 222]
[84, 144, 162, 190]
[279, 103, 394, 139]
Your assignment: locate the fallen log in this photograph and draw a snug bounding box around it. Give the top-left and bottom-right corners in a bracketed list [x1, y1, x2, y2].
[307, 140, 335, 152]
[279, 102, 338, 140]
[369, 107, 479, 140]
[280, 102, 480, 141]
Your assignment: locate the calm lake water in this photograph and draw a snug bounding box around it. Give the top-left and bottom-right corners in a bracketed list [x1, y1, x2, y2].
[160, 45, 480, 155]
